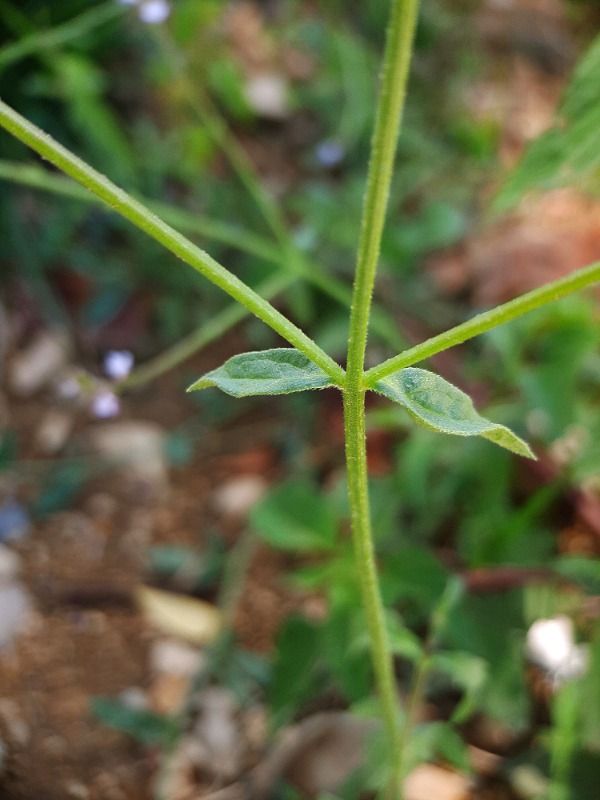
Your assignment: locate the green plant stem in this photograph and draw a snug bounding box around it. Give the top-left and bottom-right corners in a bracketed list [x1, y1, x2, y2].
[153, 28, 290, 246]
[0, 99, 345, 385]
[344, 2, 420, 798]
[119, 273, 292, 391]
[154, 30, 409, 347]
[346, 0, 420, 388]
[395, 577, 461, 783]
[0, 158, 406, 389]
[0, 1, 125, 72]
[365, 260, 600, 384]
[0, 3, 404, 388]
[342, 391, 401, 799]
[396, 653, 430, 782]
[0, 158, 407, 347]
[0, 159, 281, 263]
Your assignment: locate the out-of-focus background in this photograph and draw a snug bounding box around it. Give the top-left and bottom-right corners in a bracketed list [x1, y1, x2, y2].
[1, 1, 600, 798]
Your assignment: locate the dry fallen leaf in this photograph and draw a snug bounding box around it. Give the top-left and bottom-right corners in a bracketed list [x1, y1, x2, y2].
[135, 586, 221, 645]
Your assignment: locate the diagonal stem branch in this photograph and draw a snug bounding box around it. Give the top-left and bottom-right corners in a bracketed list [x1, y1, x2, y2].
[118, 273, 292, 391]
[0, 1, 125, 72]
[0, 99, 345, 385]
[365, 260, 600, 385]
[0, 159, 281, 262]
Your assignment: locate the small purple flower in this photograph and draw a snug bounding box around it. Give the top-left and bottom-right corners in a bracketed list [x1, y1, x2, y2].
[103, 350, 134, 381]
[0, 500, 31, 543]
[91, 391, 121, 419]
[315, 140, 345, 168]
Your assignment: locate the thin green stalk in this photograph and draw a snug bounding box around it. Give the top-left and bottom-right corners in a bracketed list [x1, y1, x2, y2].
[342, 392, 401, 800]
[1, 2, 407, 380]
[395, 576, 462, 783]
[0, 159, 280, 263]
[0, 158, 407, 350]
[0, 1, 125, 72]
[0, 99, 344, 385]
[343, 2, 420, 798]
[395, 653, 430, 782]
[346, 0, 420, 387]
[0, 157, 406, 386]
[365, 260, 600, 384]
[153, 29, 393, 336]
[119, 273, 292, 391]
[153, 28, 289, 247]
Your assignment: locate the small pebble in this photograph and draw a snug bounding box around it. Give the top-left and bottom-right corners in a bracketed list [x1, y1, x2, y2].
[245, 73, 289, 119]
[403, 764, 470, 800]
[150, 639, 204, 677]
[118, 687, 149, 712]
[0, 700, 29, 745]
[0, 544, 21, 581]
[0, 582, 32, 645]
[64, 781, 90, 800]
[213, 475, 268, 518]
[9, 328, 71, 396]
[35, 409, 74, 454]
[88, 421, 168, 492]
[192, 687, 244, 780]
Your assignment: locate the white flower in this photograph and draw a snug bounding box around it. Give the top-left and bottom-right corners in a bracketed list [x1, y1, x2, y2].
[117, 0, 171, 24]
[103, 350, 134, 381]
[138, 0, 171, 24]
[526, 615, 589, 686]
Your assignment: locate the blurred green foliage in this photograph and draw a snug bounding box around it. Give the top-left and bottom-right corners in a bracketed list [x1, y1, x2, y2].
[2, 1, 600, 796]
[495, 31, 600, 210]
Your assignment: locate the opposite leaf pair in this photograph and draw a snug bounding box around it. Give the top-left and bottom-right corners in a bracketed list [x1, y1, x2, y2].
[187, 348, 535, 459]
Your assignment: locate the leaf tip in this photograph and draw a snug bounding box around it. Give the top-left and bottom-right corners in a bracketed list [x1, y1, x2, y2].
[186, 378, 210, 393]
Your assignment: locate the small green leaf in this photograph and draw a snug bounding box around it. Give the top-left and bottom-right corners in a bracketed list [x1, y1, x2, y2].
[187, 348, 337, 397]
[554, 556, 600, 595]
[251, 480, 338, 552]
[371, 367, 534, 458]
[91, 697, 177, 746]
[407, 722, 471, 774]
[431, 651, 489, 723]
[270, 616, 322, 723]
[385, 612, 424, 663]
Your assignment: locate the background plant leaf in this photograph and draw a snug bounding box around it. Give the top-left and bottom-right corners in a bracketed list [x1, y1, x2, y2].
[371, 368, 534, 458]
[251, 479, 338, 552]
[494, 33, 600, 210]
[269, 615, 323, 725]
[91, 697, 176, 746]
[187, 348, 337, 397]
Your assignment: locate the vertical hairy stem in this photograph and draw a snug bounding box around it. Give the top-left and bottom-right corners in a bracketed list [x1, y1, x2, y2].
[343, 391, 402, 799]
[344, 1, 420, 797]
[346, 0, 420, 387]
